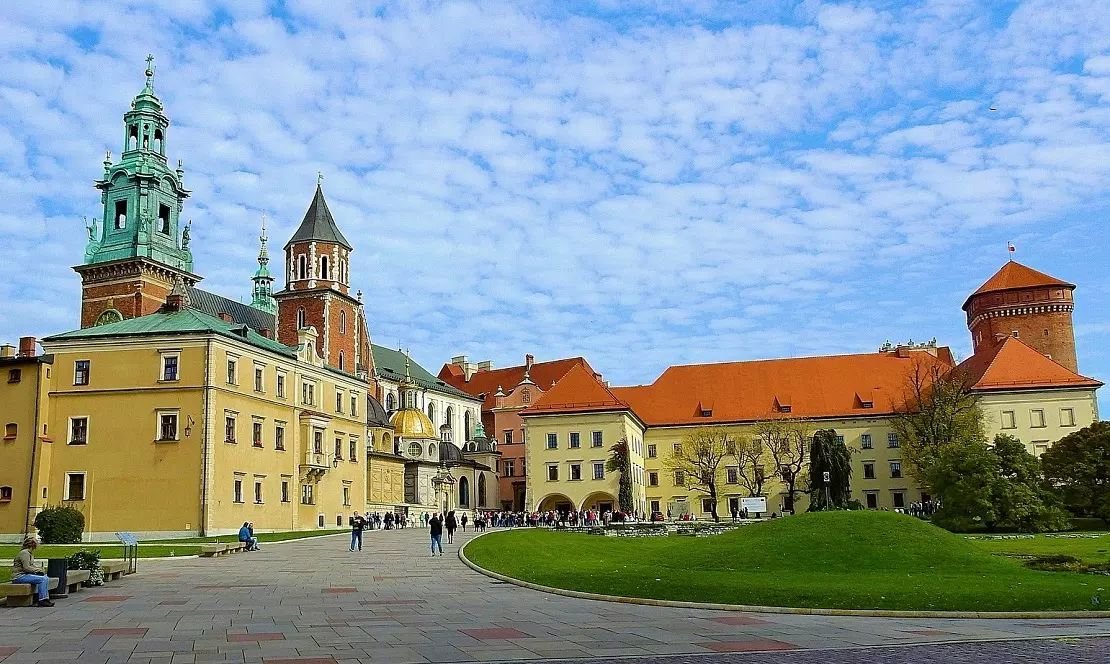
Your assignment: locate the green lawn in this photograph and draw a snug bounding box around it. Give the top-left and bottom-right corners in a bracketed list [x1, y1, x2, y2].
[0, 544, 204, 582]
[464, 511, 1108, 612]
[966, 534, 1110, 564]
[146, 529, 346, 544]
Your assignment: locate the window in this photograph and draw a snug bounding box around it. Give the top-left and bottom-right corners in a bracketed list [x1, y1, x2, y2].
[74, 360, 90, 385]
[1001, 410, 1016, 429]
[314, 430, 323, 454]
[336, 390, 344, 413]
[65, 473, 86, 501]
[226, 358, 237, 385]
[650, 499, 661, 513]
[408, 442, 422, 457]
[302, 381, 316, 406]
[591, 431, 603, 447]
[570, 464, 582, 481]
[887, 432, 899, 448]
[890, 461, 902, 478]
[865, 493, 878, 509]
[281, 480, 290, 503]
[1061, 408, 1076, 427]
[836, 434, 844, 444]
[320, 255, 330, 280]
[593, 462, 605, 480]
[503, 459, 515, 477]
[647, 444, 657, 458]
[648, 471, 659, 486]
[863, 462, 875, 480]
[349, 439, 358, 462]
[158, 412, 179, 441]
[114, 199, 127, 229]
[7, 369, 20, 383]
[1031, 409, 1046, 428]
[546, 433, 557, 449]
[339, 309, 346, 334]
[351, 395, 358, 416]
[343, 485, 351, 507]
[254, 366, 264, 392]
[673, 443, 682, 454]
[674, 470, 685, 486]
[860, 434, 872, 449]
[726, 467, 738, 484]
[162, 355, 179, 381]
[276, 372, 287, 398]
[4, 423, 15, 440]
[254, 481, 263, 504]
[338, 352, 345, 371]
[0, 486, 11, 502]
[301, 484, 314, 505]
[522, 388, 531, 404]
[569, 432, 580, 448]
[702, 498, 715, 513]
[892, 492, 905, 509]
[334, 437, 343, 460]
[297, 255, 307, 281]
[252, 421, 263, 447]
[547, 465, 559, 481]
[1034, 442, 1049, 457]
[68, 417, 88, 445]
[386, 393, 395, 410]
[224, 414, 237, 443]
[275, 424, 286, 451]
[504, 430, 513, 445]
[158, 203, 171, 234]
[296, 306, 306, 328]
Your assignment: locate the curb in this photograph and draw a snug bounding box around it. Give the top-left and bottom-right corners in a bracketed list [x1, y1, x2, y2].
[457, 531, 1110, 620]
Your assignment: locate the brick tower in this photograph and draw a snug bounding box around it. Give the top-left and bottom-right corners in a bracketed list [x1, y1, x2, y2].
[963, 260, 1078, 372]
[74, 56, 199, 328]
[273, 181, 372, 375]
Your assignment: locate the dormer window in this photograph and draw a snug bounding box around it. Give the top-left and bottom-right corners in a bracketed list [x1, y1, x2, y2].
[699, 408, 712, 417]
[778, 404, 792, 414]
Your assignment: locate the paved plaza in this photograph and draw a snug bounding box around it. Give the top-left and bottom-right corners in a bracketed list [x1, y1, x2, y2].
[1, 528, 1109, 663]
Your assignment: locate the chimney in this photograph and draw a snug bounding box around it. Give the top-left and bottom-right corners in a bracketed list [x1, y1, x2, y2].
[451, 355, 468, 366]
[525, 354, 534, 371]
[18, 337, 37, 358]
[218, 312, 233, 322]
[165, 292, 184, 311]
[260, 328, 273, 339]
[0, 344, 15, 359]
[476, 360, 492, 372]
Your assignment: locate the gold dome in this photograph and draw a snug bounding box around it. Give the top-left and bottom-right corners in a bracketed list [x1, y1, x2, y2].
[390, 408, 438, 440]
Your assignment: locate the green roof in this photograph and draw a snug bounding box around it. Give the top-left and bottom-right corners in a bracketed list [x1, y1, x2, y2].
[44, 308, 297, 358]
[371, 344, 477, 401]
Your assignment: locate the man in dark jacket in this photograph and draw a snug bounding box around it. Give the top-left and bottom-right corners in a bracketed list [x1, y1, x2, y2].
[349, 512, 365, 552]
[445, 511, 458, 544]
[429, 513, 444, 556]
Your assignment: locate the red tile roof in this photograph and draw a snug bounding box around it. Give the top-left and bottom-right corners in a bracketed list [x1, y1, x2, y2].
[439, 357, 593, 410]
[956, 336, 1102, 392]
[519, 363, 630, 416]
[610, 349, 956, 427]
[963, 261, 1074, 310]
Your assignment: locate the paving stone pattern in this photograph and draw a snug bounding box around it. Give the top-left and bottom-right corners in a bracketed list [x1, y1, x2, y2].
[0, 528, 1108, 663]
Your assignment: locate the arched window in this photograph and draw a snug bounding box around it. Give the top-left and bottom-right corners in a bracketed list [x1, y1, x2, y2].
[386, 393, 395, 411]
[153, 129, 164, 154]
[298, 255, 307, 280]
[445, 406, 454, 432]
[459, 476, 470, 507]
[320, 255, 329, 280]
[339, 309, 346, 334]
[142, 124, 150, 149]
[338, 351, 345, 371]
[464, 411, 472, 441]
[115, 200, 127, 229]
[428, 442, 437, 459]
[478, 474, 487, 507]
[296, 307, 306, 329]
[427, 402, 435, 422]
[128, 125, 138, 150]
[380, 432, 390, 451]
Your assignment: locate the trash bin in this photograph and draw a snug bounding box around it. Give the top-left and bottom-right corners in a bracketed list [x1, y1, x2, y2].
[46, 558, 69, 597]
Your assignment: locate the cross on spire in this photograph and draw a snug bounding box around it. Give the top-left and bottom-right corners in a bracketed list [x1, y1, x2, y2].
[144, 54, 155, 88]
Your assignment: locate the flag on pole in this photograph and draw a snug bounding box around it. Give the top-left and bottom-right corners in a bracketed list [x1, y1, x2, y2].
[1007, 242, 1016, 258]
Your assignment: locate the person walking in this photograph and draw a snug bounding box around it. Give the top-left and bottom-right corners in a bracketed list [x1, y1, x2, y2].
[445, 510, 458, 544]
[429, 513, 444, 556]
[460, 513, 468, 532]
[349, 511, 365, 552]
[11, 536, 53, 607]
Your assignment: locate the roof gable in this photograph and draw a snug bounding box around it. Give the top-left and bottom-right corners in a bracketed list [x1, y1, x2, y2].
[438, 357, 593, 409]
[521, 363, 629, 416]
[964, 261, 1074, 310]
[287, 185, 352, 250]
[956, 336, 1102, 392]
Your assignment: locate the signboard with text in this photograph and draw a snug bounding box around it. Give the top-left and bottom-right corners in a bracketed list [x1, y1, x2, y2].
[741, 497, 767, 513]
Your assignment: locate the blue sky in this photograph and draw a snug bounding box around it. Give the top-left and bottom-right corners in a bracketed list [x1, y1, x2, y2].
[1, 0, 1108, 414]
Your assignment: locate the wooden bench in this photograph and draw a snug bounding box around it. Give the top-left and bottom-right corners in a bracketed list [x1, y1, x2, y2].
[1, 577, 60, 607]
[101, 561, 127, 582]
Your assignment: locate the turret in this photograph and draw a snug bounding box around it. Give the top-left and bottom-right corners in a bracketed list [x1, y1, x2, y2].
[250, 215, 277, 314]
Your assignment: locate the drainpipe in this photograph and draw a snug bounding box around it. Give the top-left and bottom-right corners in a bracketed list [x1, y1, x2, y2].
[200, 338, 213, 536]
[24, 361, 42, 537]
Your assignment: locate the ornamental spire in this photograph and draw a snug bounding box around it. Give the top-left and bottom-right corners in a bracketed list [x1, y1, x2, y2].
[144, 54, 155, 91]
[250, 213, 277, 314]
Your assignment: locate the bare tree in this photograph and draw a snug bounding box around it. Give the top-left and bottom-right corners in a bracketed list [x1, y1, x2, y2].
[753, 415, 812, 514]
[664, 428, 734, 522]
[891, 357, 983, 483]
[733, 435, 769, 498]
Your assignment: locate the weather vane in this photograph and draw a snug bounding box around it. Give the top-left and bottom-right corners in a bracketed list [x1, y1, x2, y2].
[317, 171, 323, 186]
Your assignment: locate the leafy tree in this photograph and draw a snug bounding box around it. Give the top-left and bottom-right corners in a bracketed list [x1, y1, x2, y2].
[808, 429, 853, 511]
[605, 438, 634, 514]
[891, 359, 984, 483]
[1041, 421, 1110, 523]
[991, 434, 1070, 533]
[664, 428, 733, 522]
[754, 415, 811, 513]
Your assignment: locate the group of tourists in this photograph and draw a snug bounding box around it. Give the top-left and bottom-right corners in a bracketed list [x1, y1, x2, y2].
[901, 500, 941, 518]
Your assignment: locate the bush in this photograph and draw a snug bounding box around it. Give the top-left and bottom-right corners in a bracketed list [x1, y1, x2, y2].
[67, 549, 104, 586]
[33, 505, 85, 543]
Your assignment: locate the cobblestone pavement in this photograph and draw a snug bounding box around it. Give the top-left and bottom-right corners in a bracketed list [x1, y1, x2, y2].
[0, 528, 1108, 664]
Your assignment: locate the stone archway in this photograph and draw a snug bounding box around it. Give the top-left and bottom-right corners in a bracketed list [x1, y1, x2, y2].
[580, 491, 618, 513]
[537, 493, 575, 513]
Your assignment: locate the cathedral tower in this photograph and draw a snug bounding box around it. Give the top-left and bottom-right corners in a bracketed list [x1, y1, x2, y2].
[75, 56, 199, 327]
[963, 260, 1078, 372]
[250, 216, 277, 314]
[274, 182, 371, 375]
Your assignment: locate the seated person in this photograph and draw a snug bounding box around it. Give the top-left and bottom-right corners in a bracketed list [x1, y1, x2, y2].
[238, 522, 259, 551]
[12, 536, 54, 607]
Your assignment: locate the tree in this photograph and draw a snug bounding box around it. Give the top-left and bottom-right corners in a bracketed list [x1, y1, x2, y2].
[808, 429, 853, 511]
[1041, 421, 1110, 524]
[605, 438, 634, 514]
[733, 435, 769, 498]
[891, 358, 984, 483]
[754, 415, 811, 513]
[991, 434, 1070, 533]
[664, 428, 733, 522]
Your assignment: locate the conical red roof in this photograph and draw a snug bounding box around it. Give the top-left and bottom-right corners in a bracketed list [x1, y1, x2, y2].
[963, 261, 1073, 310]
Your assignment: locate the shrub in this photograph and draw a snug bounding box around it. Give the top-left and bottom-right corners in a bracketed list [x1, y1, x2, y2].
[67, 549, 104, 586]
[33, 505, 85, 543]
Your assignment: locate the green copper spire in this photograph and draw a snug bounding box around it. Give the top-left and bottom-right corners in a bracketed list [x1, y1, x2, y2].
[84, 55, 193, 272]
[250, 214, 277, 314]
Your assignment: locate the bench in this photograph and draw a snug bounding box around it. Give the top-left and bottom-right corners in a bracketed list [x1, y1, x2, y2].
[101, 561, 128, 582]
[65, 569, 91, 594]
[1, 577, 60, 607]
[199, 542, 249, 558]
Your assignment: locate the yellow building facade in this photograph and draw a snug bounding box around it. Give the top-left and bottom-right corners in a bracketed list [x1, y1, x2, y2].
[0, 345, 54, 537]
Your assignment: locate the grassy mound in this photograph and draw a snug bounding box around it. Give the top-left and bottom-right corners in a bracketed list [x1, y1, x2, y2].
[465, 511, 1107, 611]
